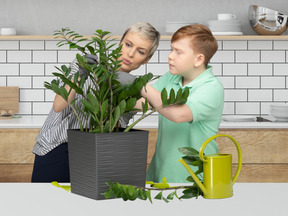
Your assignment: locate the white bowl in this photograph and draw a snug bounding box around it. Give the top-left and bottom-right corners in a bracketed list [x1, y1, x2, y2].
[208, 20, 241, 25]
[0, 28, 16, 36]
[270, 104, 288, 110]
[208, 20, 242, 32]
[222, 115, 256, 122]
[165, 22, 196, 35]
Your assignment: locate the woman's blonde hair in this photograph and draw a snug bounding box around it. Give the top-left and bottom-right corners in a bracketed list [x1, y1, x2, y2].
[120, 22, 160, 59]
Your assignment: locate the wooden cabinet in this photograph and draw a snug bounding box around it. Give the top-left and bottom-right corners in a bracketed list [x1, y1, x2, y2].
[146, 128, 288, 183]
[0, 129, 40, 182]
[1, 128, 287, 182]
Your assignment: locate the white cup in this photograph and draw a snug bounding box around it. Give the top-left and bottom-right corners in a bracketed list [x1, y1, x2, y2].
[0, 28, 16, 36]
[218, 14, 237, 20]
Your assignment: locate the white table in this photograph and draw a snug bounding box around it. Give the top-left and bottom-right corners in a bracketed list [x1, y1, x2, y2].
[0, 183, 286, 216]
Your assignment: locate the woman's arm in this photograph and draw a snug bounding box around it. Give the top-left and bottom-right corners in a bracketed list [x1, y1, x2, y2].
[53, 85, 77, 113]
[140, 84, 193, 123]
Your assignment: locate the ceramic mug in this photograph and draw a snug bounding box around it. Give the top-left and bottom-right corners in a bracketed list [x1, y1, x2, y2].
[218, 14, 236, 20]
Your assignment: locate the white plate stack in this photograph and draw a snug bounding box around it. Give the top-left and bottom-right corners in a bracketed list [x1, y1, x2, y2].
[207, 13, 243, 35]
[270, 104, 288, 121]
[165, 22, 196, 35]
[222, 115, 256, 122]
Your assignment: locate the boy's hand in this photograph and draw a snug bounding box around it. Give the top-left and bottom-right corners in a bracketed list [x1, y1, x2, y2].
[79, 54, 98, 80]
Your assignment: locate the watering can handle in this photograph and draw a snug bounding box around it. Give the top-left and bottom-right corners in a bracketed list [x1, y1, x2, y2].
[199, 134, 242, 185]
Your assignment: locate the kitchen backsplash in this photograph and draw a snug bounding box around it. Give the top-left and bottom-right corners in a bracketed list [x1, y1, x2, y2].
[0, 38, 288, 125]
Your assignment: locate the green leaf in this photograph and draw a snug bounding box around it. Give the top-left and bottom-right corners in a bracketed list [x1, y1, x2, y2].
[104, 188, 114, 199]
[137, 189, 147, 200]
[78, 75, 86, 89]
[168, 88, 176, 104]
[81, 100, 94, 114]
[191, 160, 203, 166]
[101, 99, 109, 120]
[118, 90, 128, 103]
[127, 185, 135, 197]
[86, 45, 95, 55]
[180, 187, 199, 199]
[147, 190, 153, 204]
[175, 88, 183, 102]
[59, 86, 69, 101]
[186, 176, 196, 183]
[195, 166, 203, 175]
[114, 106, 121, 123]
[154, 191, 163, 200]
[178, 147, 200, 157]
[182, 87, 189, 99]
[142, 98, 149, 114]
[167, 191, 175, 200]
[99, 82, 109, 101]
[87, 93, 99, 114]
[182, 155, 199, 165]
[126, 98, 137, 111]
[61, 65, 68, 72]
[162, 196, 169, 203]
[118, 100, 126, 115]
[161, 88, 168, 107]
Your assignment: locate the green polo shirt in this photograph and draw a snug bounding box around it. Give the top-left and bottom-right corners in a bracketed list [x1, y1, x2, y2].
[146, 65, 224, 183]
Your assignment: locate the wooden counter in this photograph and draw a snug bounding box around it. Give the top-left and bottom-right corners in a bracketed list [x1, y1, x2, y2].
[1, 128, 287, 182]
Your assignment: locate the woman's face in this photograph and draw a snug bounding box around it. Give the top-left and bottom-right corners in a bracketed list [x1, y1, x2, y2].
[118, 32, 153, 73]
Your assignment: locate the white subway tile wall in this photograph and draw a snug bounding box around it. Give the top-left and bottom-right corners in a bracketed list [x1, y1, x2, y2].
[0, 39, 288, 119]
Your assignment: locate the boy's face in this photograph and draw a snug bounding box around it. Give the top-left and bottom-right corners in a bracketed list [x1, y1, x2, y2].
[168, 37, 203, 76]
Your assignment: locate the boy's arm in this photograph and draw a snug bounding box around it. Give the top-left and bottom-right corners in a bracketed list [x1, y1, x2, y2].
[140, 84, 193, 123]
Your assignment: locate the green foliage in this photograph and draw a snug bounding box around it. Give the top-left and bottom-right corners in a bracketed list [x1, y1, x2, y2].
[103, 147, 204, 203]
[104, 182, 153, 203]
[47, 28, 156, 132]
[46, 27, 190, 133]
[179, 147, 204, 176]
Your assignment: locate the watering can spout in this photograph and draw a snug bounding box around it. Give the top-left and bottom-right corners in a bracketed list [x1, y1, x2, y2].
[178, 159, 207, 195]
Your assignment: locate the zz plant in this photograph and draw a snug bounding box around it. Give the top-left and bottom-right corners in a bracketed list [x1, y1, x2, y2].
[45, 28, 189, 133]
[52, 147, 204, 203]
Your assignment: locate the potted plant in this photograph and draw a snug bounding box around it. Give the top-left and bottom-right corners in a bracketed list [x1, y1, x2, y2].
[45, 28, 189, 200]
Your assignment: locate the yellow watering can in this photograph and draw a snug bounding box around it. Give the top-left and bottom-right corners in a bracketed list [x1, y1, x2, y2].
[178, 134, 242, 199]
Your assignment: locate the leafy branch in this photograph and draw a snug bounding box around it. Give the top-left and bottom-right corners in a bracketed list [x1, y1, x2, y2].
[103, 147, 204, 203]
[124, 88, 189, 132]
[46, 28, 191, 133]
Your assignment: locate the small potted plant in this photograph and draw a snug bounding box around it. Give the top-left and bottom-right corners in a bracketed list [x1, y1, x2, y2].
[45, 28, 189, 200]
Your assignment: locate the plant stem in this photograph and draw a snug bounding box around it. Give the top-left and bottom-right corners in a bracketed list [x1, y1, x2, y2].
[69, 104, 83, 131]
[124, 110, 155, 132]
[124, 184, 198, 191]
[124, 100, 185, 132]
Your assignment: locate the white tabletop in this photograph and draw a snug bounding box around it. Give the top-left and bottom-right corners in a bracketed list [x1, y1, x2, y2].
[0, 183, 286, 216]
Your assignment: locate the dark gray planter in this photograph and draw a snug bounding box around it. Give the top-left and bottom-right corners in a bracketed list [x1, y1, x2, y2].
[67, 129, 149, 200]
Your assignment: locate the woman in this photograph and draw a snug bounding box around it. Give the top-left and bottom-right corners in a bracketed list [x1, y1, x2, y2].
[31, 22, 160, 182]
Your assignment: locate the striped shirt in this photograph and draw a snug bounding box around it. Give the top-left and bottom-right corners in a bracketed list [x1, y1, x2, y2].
[32, 59, 135, 156]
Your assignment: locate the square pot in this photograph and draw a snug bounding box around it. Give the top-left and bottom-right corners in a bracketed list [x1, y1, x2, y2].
[67, 129, 149, 200]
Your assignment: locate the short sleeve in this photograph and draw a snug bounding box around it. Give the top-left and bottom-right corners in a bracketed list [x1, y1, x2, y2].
[185, 80, 224, 123]
[151, 72, 172, 91]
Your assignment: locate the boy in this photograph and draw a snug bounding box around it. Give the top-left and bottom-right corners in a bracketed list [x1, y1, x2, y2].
[141, 24, 224, 182]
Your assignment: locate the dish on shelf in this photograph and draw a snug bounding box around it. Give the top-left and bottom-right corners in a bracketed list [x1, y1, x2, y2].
[269, 103, 288, 119]
[212, 32, 243, 35]
[165, 21, 197, 35]
[222, 115, 257, 122]
[273, 117, 288, 122]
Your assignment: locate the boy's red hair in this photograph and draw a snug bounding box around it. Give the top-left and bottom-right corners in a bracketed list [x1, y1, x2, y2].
[171, 24, 218, 67]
